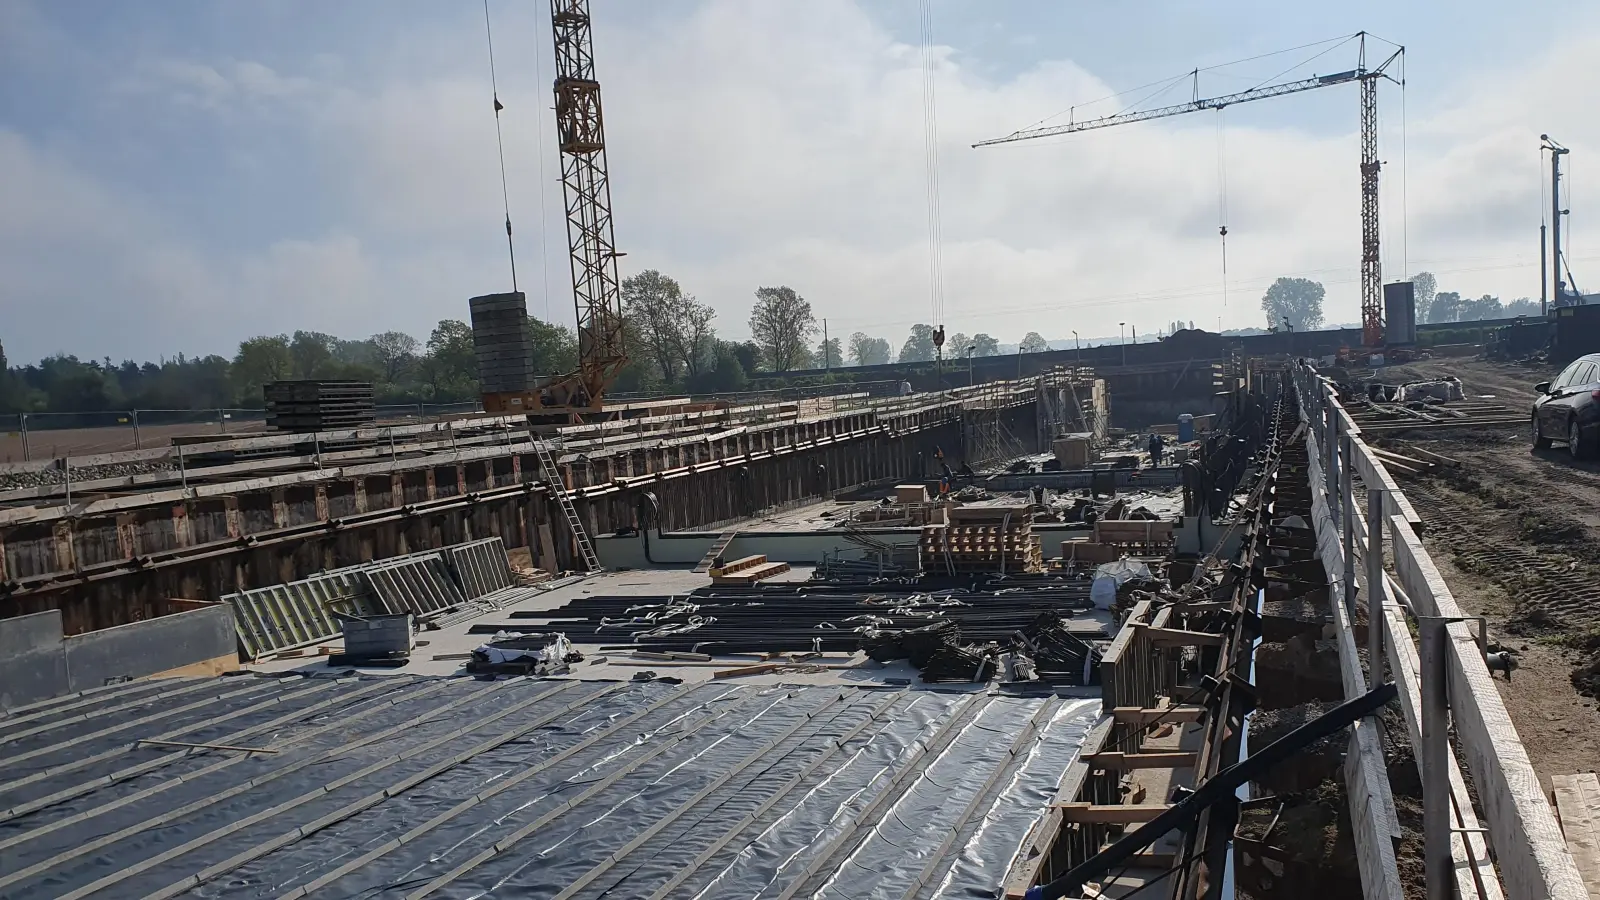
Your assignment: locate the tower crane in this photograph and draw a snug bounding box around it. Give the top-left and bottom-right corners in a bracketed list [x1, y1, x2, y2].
[480, 0, 629, 425]
[975, 33, 1403, 347]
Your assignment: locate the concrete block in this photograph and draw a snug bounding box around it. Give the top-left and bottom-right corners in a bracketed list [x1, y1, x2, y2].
[0, 610, 69, 709]
[62, 606, 238, 693]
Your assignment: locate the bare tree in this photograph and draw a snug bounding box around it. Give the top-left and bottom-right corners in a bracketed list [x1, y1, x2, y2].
[622, 270, 717, 383]
[370, 331, 420, 382]
[748, 286, 816, 372]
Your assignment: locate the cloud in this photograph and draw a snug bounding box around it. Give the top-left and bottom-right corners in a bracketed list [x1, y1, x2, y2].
[5, 0, 1600, 365]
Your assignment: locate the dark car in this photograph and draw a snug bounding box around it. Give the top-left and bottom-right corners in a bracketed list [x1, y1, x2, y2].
[1532, 352, 1600, 458]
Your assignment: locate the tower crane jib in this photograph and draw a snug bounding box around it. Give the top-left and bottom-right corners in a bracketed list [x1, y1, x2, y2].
[975, 33, 1402, 347]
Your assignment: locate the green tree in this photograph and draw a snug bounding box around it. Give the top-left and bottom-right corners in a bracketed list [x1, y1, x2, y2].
[748, 286, 817, 372]
[1411, 272, 1437, 322]
[1019, 332, 1050, 354]
[423, 320, 477, 399]
[848, 332, 891, 365]
[1505, 297, 1540, 317]
[729, 341, 763, 375]
[232, 335, 293, 403]
[1261, 277, 1325, 331]
[815, 336, 843, 368]
[687, 341, 750, 394]
[1426, 291, 1462, 324]
[970, 333, 1000, 357]
[948, 333, 971, 357]
[622, 270, 717, 383]
[289, 331, 338, 379]
[898, 324, 937, 362]
[369, 331, 419, 382]
[527, 316, 579, 376]
[1459, 294, 1503, 321]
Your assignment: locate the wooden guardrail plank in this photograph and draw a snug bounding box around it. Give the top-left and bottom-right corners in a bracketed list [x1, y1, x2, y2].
[1445, 622, 1589, 900]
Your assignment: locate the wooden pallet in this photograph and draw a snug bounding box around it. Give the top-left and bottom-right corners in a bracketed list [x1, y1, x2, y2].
[710, 560, 792, 585]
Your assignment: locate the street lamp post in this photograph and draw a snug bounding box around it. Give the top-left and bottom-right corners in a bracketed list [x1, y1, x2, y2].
[1072, 330, 1080, 372]
[966, 345, 976, 386]
[1119, 323, 1127, 367]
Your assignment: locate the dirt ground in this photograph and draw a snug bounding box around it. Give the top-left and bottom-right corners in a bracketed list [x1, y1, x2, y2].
[0, 421, 269, 463]
[1367, 355, 1600, 789]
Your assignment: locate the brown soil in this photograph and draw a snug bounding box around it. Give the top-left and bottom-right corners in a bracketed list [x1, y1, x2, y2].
[1367, 356, 1600, 790]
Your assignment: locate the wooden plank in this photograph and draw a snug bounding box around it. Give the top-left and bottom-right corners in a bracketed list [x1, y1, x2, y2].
[1389, 512, 1464, 620]
[1552, 775, 1600, 899]
[1349, 440, 1424, 529]
[1140, 626, 1225, 648]
[137, 739, 278, 753]
[1109, 706, 1206, 724]
[1085, 751, 1198, 770]
[1052, 802, 1171, 824]
[1446, 622, 1590, 900]
[712, 662, 785, 679]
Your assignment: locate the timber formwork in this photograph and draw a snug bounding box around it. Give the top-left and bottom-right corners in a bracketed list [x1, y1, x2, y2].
[0, 382, 1045, 634]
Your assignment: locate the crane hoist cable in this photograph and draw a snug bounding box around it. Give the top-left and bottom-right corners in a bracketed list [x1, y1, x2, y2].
[482, 0, 517, 293]
[918, 0, 947, 360]
[1216, 108, 1229, 313]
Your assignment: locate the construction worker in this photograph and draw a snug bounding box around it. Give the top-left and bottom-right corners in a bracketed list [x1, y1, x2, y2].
[1148, 432, 1165, 467]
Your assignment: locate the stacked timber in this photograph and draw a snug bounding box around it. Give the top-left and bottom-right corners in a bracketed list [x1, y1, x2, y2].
[920, 502, 1042, 574]
[264, 380, 375, 432]
[709, 554, 792, 585]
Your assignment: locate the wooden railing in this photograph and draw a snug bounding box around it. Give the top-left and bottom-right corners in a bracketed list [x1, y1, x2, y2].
[1292, 361, 1585, 900]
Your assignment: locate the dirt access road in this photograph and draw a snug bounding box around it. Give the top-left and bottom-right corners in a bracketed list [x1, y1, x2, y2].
[1367, 355, 1600, 789]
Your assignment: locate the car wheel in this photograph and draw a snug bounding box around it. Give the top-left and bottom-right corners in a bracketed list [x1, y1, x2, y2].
[1533, 415, 1552, 450]
[1572, 418, 1594, 460]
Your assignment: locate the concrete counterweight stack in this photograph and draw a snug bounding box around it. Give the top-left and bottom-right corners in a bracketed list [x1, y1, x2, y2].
[469, 291, 537, 398]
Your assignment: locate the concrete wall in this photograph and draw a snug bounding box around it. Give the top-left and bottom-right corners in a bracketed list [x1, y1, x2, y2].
[0, 604, 239, 709]
[0, 610, 70, 709]
[596, 529, 924, 570]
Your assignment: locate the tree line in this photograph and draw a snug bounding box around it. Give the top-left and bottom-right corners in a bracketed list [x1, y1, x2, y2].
[1258, 272, 1538, 333]
[0, 268, 1035, 415]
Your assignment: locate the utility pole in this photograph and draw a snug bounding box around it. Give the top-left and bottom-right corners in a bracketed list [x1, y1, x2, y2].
[823, 318, 830, 371]
[1541, 223, 1549, 315]
[1544, 135, 1571, 306]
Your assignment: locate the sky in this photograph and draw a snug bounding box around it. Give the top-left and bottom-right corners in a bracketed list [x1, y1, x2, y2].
[2, 0, 1598, 365]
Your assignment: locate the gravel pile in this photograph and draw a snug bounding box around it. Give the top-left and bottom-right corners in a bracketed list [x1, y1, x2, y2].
[0, 462, 176, 492]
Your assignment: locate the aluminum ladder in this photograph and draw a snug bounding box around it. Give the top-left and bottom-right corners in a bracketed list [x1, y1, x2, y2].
[533, 438, 601, 574]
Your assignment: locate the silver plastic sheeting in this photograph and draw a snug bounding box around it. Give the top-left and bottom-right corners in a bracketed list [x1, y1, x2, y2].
[0, 676, 1100, 900]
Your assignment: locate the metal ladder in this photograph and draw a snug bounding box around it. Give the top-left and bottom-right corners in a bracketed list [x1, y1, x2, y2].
[533, 438, 601, 574]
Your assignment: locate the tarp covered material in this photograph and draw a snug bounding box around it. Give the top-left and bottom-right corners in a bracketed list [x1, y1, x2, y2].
[0, 673, 1098, 900]
[1394, 377, 1465, 403]
[1091, 559, 1154, 610]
